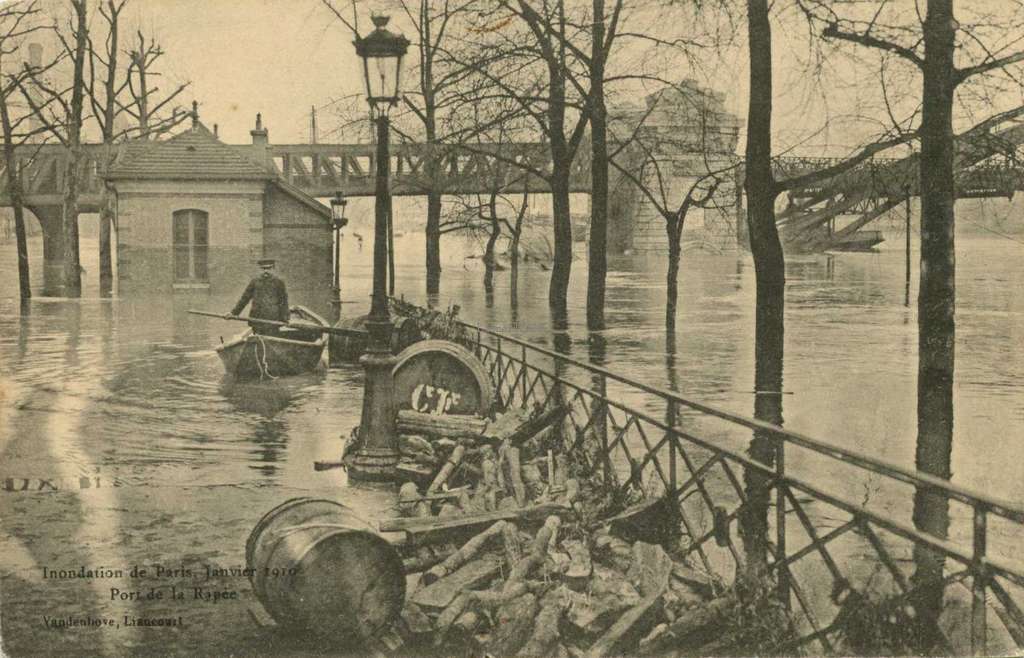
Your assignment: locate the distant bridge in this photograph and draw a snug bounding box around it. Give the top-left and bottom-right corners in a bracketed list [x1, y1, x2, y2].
[772, 116, 1024, 251]
[3, 114, 1024, 254]
[0, 141, 592, 212]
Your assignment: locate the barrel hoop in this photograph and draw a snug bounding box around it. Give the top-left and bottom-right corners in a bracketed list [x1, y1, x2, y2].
[245, 497, 318, 571]
[264, 522, 378, 543]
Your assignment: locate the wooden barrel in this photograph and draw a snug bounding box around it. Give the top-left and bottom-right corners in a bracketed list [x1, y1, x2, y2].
[328, 314, 421, 366]
[392, 339, 494, 415]
[245, 497, 405, 644]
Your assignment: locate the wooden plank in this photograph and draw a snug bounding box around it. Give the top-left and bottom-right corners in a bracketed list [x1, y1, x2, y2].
[379, 502, 572, 545]
[411, 556, 503, 610]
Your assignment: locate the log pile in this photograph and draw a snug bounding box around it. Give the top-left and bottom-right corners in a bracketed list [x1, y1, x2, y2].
[382, 405, 740, 657]
[389, 515, 740, 657]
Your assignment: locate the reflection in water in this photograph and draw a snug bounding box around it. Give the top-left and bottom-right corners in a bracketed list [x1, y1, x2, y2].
[1, 232, 1023, 654]
[221, 380, 297, 417]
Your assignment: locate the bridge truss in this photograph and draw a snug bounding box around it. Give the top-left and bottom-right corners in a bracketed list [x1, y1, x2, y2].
[773, 115, 1024, 252]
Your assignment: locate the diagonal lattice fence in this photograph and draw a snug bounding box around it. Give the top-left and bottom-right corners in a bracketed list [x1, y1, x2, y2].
[458, 321, 1024, 656]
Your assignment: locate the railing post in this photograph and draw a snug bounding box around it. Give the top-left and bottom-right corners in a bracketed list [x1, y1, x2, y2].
[775, 435, 790, 609]
[476, 328, 483, 359]
[521, 344, 528, 405]
[972, 504, 988, 656]
[667, 399, 678, 494]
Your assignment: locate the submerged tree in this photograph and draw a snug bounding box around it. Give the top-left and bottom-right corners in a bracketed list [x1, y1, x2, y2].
[793, 0, 1024, 643]
[0, 0, 53, 300]
[85, 1, 190, 295]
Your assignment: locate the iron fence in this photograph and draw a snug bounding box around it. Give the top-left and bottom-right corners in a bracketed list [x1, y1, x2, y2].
[458, 320, 1024, 656]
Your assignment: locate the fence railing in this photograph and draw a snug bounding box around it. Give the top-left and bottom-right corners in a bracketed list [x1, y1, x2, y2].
[457, 320, 1024, 656]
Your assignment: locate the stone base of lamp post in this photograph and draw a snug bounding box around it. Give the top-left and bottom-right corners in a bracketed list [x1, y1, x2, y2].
[347, 344, 399, 484]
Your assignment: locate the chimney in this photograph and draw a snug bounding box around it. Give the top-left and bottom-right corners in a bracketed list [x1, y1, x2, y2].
[213, 124, 219, 138]
[190, 100, 199, 130]
[251, 113, 269, 145]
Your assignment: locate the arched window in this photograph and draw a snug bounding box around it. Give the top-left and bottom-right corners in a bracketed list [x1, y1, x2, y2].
[172, 209, 208, 282]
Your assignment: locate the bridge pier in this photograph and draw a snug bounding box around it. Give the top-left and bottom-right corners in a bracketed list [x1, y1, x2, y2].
[30, 206, 71, 296]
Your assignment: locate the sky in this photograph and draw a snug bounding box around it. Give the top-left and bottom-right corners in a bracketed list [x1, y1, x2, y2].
[132, 0, 368, 144]
[9, 0, 1024, 157]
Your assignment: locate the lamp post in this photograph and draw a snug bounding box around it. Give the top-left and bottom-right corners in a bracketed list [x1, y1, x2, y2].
[347, 14, 409, 484]
[330, 191, 348, 320]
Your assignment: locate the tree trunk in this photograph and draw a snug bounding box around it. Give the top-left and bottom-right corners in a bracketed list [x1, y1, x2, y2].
[483, 195, 500, 294]
[99, 185, 114, 296]
[912, 0, 956, 645]
[0, 90, 30, 299]
[549, 167, 572, 313]
[62, 150, 82, 297]
[739, 0, 784, 577]
[665, 220, 681, 333]
[426, 191, 442, 295]
[586, 0, 608, 330]
[62, 0, 88, 298]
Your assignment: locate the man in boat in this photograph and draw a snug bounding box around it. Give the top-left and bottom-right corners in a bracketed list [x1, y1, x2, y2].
[225, 258, 289, 336]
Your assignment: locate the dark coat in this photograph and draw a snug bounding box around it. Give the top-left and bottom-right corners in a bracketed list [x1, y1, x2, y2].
[231, 272, 289, 329]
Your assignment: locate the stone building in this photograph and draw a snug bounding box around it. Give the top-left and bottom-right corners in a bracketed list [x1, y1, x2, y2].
[607, 82, 742, 254]
[104, 116, 333, 302]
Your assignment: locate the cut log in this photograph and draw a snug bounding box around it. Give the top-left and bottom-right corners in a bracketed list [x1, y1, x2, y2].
[586, 595, 666, 658]
[402, 546, 455, 574]
[378, 502, 572, 544]
[428, 444, 466, 493]
[399, 434, 437, 460]
[411, 556, 504, 610]
[586, 546, 673, 657]
[604, 495, 680, 545]
[506, 515, 561, 587]
[563, 586, 637, 639]
[501, 522, 524, 568]
[422, 521, 507, 586]
[399, 601, 433, 637]
[397, 482, 421, 517]
[562, 477, 580, 507]
[484, 405, 568, 447]
[670, 562, 718, 599]
[518, 588, 567, 656]
[505, 444, 528, 506]
[397, 409, 487, 438]
[628, 543, 674, 598]
[638, 593, 737, 654]
[486, 592, 539, 657]
[563, 539, 593, 586]
[521, 462, 544, 498]
[480, 447, 500, 512]
[481, 407, 533, 441]
[396, 461, 434, 484]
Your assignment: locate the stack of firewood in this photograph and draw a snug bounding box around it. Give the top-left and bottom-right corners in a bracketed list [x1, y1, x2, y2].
[378, 405, 742, 657]
[385, 506, 745, 657]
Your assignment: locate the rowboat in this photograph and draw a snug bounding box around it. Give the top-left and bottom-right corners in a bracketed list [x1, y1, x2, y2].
[216, 306, 328, 380]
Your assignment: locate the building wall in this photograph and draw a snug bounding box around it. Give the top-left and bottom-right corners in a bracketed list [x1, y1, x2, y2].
[114, 180, 264, 296]
[261, 185, 333, 312]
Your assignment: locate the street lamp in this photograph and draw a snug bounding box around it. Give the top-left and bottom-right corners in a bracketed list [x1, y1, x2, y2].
[348, 14, 409, 484]
[330, 191, 348, 318]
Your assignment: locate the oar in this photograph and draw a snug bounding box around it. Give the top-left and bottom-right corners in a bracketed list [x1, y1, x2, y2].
[187, 309, 368, 338]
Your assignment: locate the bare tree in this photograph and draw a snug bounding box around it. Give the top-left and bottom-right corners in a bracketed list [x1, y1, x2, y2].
[84, 1, 189, 295]
[794, 0, 1024, 643]
[16, 0, 89, 297]
[0, 0, 54, 300]
[122, 31, 189, 141]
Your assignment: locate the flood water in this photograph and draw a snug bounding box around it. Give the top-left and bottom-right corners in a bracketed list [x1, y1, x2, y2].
[1, 219, 1022, 655]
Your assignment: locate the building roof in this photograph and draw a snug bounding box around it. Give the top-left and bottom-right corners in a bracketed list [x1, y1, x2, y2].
[105, 122, 273, 181]
[104, 121, 330, 221]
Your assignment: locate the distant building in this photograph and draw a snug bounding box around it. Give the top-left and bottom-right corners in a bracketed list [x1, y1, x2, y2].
[608, 81, 742, 253]
[103, 115, 332, 299]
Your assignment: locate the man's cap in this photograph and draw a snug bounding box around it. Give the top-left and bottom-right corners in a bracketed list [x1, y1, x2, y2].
[257, 258, 276, 267]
